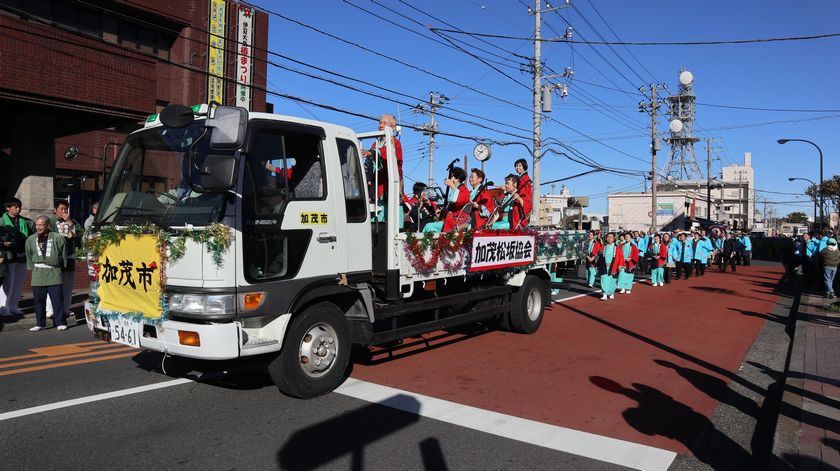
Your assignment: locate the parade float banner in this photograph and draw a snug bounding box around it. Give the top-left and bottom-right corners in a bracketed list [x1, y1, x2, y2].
[469, 232, 536, 272]
[235, 4, 255, 109]
[97, 235, 163, 320]
[207, 0, 227, 104]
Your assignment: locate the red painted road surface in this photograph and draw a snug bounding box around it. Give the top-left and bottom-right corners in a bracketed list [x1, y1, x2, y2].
[351, 265, 785, 454]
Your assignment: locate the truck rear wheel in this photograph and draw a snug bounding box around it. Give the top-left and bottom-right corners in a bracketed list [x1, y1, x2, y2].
[268, 302, 351, 399]
[508, 276, 546, 334]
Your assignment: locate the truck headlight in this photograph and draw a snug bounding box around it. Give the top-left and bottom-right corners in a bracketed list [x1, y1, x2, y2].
[169, 293, 235, 315]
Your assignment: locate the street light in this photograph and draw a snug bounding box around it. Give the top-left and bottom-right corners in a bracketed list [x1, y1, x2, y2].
[788, 176, 818, 230]
[778, 139, 824, 228]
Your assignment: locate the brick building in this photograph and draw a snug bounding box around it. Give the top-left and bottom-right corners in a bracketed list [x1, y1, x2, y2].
[0, 0, 268, 290]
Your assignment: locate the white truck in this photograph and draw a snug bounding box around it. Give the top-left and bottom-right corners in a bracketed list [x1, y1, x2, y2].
[84, 104, 584, 398]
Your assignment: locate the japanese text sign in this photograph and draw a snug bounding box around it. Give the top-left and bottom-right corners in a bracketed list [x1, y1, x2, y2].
[98, 235, 163, 320]
[469, 233, 535, 272]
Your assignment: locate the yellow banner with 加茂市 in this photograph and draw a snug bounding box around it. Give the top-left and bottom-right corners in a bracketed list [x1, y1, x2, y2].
[97, 235, 163, 320]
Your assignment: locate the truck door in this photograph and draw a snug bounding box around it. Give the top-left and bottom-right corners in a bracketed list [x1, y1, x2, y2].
[333, 136, 372, 275]
[241, 121, 339, 282]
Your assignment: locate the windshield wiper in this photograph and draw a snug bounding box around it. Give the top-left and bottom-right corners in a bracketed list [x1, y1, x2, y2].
[92, 206, 165, 230]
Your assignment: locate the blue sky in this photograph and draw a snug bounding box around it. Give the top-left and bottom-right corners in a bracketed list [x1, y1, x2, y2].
[246, 0, 839, 218]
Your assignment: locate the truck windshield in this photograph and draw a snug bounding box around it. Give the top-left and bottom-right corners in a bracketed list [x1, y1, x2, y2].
[97, 122, 235, 227]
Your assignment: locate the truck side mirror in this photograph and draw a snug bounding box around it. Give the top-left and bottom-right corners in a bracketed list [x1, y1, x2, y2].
[201, 154, 237, 192]
[207, 106, 248, 150]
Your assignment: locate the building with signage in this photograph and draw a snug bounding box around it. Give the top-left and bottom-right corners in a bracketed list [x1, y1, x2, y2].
[0, 0, 268, 219]
[607, 191, 708, 232]
[0, 0, 268, 291]
[608, 152, 756, 232]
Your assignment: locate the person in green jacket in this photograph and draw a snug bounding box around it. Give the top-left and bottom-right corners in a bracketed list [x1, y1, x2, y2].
[46, 199, 80, 320]
[1, 197, 35, 316]
[25, 215, 67, 331]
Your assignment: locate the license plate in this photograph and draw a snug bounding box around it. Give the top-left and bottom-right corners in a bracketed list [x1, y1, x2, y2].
[109, 317, 141, 348]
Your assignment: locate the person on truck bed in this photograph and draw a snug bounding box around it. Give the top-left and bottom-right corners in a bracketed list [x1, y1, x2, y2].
[403, 182, 436, 232]
[597, 232, 619, 300]
[362, 114, 403, 222]
[514, 159, 532, 224]
[422, 167, 470, 233]
[468, 168, 495, 230]
[487, 174, 525, 230]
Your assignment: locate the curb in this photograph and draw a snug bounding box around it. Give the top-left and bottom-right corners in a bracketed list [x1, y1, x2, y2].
[0, 294, 88, 332]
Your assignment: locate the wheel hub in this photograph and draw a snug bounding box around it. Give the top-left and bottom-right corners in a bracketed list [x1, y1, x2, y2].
[298, 323, 338, 377]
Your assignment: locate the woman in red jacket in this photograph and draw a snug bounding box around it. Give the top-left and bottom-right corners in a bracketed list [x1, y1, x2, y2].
[514, 158, 532, 227]
[650, 233, 668, 286]
[468, 168, 495, 230]
[616, 232, 640, 294]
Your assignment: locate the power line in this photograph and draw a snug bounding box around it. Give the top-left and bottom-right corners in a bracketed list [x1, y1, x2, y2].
[342, 0, 526, 69]
[428, 28, 840, 46]
[697, 102, 840, 113]
[568, 2, 647, 85]
[582, 0, 658, 84]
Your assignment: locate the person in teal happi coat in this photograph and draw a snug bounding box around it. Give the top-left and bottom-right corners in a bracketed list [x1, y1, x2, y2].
[616, 232, 640, 294]
[740, 232, 752, 266]
[584, 230, 602, 288]
[673, 232, 694, 279]
[692, 232, 713, 277]
[663, 233, 675, 284]
[597, 233, 619, 300]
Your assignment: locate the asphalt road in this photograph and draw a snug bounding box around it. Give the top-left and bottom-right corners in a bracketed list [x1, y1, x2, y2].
[0, 262, 790, 471]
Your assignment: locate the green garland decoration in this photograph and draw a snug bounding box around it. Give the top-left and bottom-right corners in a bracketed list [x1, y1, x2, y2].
[80, 222, 232, 269]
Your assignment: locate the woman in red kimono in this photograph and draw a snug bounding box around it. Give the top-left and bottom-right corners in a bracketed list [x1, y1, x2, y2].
[424, 167, 470, 232]
[514, 158, 532, 226]
[468, 168, 495, 229]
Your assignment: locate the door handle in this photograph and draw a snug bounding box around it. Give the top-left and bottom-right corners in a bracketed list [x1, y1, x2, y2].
[317, 232, 337, 243]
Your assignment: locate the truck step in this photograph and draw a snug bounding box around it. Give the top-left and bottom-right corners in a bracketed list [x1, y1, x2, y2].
[242, 337, 279, 349]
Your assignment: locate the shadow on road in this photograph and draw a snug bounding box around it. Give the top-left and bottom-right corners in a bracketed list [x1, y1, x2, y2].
[276, 394, 448, 471]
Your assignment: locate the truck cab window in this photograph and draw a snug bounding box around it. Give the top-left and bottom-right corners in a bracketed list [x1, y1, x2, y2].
[336, 138, 366, 222]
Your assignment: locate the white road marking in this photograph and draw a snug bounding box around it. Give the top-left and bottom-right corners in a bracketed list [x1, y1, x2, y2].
[0, 378, 193, 422]
[335, 378, 677, 471]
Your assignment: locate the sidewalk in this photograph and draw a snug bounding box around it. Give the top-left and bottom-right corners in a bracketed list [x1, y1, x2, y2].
[773, 289, 840, 469]
[0, 289, 89, 331]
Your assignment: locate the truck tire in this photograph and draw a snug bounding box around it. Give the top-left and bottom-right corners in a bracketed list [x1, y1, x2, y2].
[268, 302, 351, 399]
[508, 276, 546, 334]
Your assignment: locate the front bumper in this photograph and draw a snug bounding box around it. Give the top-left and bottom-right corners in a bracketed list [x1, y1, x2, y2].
[84, 302, 241, 360]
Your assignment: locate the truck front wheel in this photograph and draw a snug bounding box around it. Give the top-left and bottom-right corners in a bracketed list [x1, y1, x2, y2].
[268, 302, 351, 399]
[508, 276, 546, 334]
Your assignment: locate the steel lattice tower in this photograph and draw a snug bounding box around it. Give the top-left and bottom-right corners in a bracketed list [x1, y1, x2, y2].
[663, 70, 703, 180]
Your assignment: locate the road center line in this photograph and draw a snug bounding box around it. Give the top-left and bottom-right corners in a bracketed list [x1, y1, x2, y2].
[0, 378, 193, 422]
[335, 378, 676, 471]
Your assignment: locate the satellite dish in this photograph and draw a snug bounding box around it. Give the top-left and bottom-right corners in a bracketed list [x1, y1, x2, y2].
[669, 119, 684, 133]
[679, 70, 694, 85]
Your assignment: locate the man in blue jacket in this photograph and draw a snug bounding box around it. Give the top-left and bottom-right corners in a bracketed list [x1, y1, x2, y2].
[740, 232, 752, 266]
[692, 232, 713, 277]
[673, 232, 694, 279]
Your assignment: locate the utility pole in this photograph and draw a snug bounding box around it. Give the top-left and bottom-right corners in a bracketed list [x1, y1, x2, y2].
[651, 84, 658, 231]
[413, 92, 448, 186]
[532, 0, 542, 225]
[529, 0, 571, 225]
[704, 137, 721, 222]
[706, 139, 711, 220]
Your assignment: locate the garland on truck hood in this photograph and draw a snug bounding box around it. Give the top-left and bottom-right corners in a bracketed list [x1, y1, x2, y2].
[81, 222, 233, 269]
